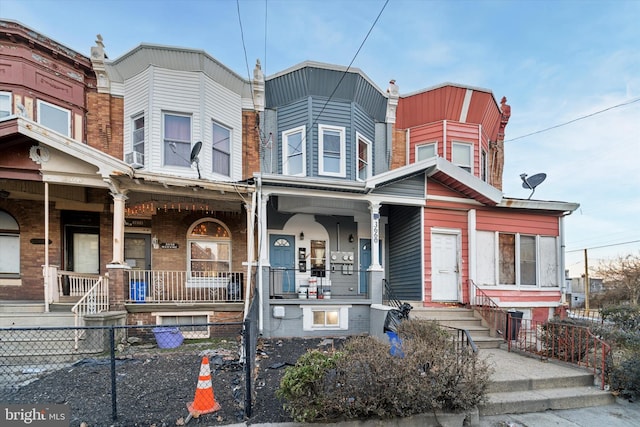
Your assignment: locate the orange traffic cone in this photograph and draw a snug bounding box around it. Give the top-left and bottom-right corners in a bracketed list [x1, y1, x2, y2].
[187, 356, 221, 417]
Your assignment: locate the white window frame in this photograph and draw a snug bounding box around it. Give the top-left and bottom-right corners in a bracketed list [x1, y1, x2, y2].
[318, 124, 346, 178]
[0, 210, 20, 277]
[496, 232, 539, 287]
[163, 112, 192, 167]
[132, 114, 145, 155]
[212, 121, 231, 177]
[302, 305, 350, 331]
[0, 92, 11, 118]
[452, 141, 473, 173]
[282, 125, 306, 176]
[36, 99, 71, 137]
[153, 311, 212, 339]
[416, 142, 438, 162]
[356, 132, 372, 181]
[187, 218, 232, 283]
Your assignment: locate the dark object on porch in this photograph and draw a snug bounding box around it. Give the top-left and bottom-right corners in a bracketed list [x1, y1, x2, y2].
[507, 310, 524, 340]
[383, 302, 413, 334]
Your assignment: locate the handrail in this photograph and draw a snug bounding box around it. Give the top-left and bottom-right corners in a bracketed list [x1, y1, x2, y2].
[469, 280, 508, 339]
[383, 278, 403, 309]
[442, 325, 478, 353]
[72, 276, 109, 350]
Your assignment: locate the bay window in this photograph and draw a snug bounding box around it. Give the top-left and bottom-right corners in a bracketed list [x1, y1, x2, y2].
[452, 142, 472, 173]
[212, 121, 231, 176]
[357, 133, 371, 181]
[282, 125, 305, 176]
[163, 112, 191, 167]
[318, 124, 345, 177]
[416, 142, 437, 162]
[37, 100, 71, 137]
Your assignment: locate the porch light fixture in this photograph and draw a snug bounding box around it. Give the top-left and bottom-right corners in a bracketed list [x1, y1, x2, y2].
[348, 234, 354, 243]
[152, 235, 159, 249]
[299, 232, 304, 241]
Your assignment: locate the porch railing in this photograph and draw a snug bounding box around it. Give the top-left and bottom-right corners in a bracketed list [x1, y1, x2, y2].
[127, 270, 244, 303]
[507, 316, 611, 390]
[72, 275, 109, 349]
[58, 271, 103, 298]
[268, 268, 370, 299]
[469, 280, 507, 339]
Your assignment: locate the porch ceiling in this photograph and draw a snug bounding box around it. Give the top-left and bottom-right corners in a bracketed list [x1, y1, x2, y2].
[277, 194, 369, 216]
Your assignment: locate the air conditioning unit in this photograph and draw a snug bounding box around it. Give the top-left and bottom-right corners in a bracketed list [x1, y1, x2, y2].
[125, 151, 144, 169]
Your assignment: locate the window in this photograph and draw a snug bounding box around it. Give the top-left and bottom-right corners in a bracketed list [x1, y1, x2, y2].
[163, 113, 191, 167]
[0, 210, 20, 276]
[310, 240, 326, 277]
[481, 149, 488, 182]
[357, 133, 371, 181]
[188, 219, 231, 278]
[132, 115, 145, 155]
[452, 142, 472, 173]
[498, 233, 537, 286]
[318, 124, 345, 177]
[282, 126, 305, 176]
[155, 312, 210, 338]
[302, 305, 350, 331]
[416, 142, 437, 162]
[0, 92, 11, 118]
[37, 100, 70, 137]
[520, 235, 537, 285]
[212, 121, 231, 176]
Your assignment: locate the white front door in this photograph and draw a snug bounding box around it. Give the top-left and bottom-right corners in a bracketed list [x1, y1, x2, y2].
[431, 232, 460, 301]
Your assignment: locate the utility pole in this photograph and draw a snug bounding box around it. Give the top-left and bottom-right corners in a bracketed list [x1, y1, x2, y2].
[584, 249, 590, 312]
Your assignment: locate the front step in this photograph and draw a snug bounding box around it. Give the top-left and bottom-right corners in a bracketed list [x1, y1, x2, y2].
[0, 312, 76, 328]
[410, 307, 503, 349]
[479, 349, 615, 416]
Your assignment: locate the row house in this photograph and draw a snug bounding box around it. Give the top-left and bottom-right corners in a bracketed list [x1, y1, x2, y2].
[1, 18, 578, 338]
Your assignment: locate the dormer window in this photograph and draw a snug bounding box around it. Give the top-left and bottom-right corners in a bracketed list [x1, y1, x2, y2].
[318, 124, 345, 177]
[452, 142, 472, 173]
[282, 125, 306, 176]
[163, 112, 191, 167]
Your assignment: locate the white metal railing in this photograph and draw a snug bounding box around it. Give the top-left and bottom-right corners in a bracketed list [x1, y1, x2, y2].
[72, 275, 109, 349]
[127, 270, 244, 303]
[58, 271, 103, 298]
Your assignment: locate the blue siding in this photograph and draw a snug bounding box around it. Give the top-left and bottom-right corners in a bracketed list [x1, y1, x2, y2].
[372, 173, 426, 198]
[388, 205, 422, 300]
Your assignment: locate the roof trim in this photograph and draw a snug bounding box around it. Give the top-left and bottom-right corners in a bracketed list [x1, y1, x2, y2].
[401, 82, 495, 99]
[498, 198, 580, 213]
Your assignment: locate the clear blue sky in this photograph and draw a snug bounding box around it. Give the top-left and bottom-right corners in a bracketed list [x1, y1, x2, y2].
[2, 0, 639, 275]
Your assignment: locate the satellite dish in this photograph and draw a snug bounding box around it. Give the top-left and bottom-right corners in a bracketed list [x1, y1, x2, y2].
[520, 173, 546, 199]
[190, 141, 202, 179]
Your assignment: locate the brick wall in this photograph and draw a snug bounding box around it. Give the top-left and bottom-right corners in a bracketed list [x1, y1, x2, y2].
[242, 110, 261, 180]
[390, 125, 407, 170]
[86, 92, 124, 159]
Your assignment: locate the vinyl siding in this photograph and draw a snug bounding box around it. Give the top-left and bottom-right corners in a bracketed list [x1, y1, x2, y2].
[123, 67, 150, 160]
[476, 209, 559, 236]
[388, 205, 422, 300]
[372, 174, 426, 198]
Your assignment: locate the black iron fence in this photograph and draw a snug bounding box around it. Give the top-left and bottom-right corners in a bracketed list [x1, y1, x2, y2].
[0, 322, 245, 426]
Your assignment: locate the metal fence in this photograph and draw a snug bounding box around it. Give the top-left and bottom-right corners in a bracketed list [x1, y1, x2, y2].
[0, 322, 245, 426]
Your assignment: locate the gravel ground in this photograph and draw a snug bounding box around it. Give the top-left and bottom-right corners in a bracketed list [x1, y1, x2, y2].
[3, 337, 340, 427]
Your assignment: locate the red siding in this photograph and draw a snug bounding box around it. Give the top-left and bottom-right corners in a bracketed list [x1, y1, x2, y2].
[467, 91, 502, 142]
[480, 289, 561, 305]
[398, 86, 469, 128]
[408, 122, 443, 163]
[477, 209, 559, 236]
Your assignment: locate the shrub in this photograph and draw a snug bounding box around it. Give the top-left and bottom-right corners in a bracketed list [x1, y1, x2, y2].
[540, 319, 589, 361]
[276, 320, 492, 422]
[609, 351, 640, 401]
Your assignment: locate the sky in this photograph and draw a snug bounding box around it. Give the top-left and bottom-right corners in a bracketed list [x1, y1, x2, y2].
[2, 0, 639, 276]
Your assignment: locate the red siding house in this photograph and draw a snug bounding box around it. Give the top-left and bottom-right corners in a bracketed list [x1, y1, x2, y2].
[394, 83, 578, 323]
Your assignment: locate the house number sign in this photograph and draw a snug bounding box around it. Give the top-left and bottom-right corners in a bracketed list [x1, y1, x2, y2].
[160, 243, 180, 249]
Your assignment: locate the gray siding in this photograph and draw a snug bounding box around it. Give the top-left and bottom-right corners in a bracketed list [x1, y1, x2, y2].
[388, 205, 422, 300]
[372, 173, 426, 198]
[276, 98, 309, 174]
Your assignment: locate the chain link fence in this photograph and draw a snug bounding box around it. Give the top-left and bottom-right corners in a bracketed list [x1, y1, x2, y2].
[0, 321, 247, 426]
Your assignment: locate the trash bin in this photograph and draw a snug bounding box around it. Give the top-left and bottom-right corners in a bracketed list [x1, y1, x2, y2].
[507, 311, 524, 340]
[129, 281, 146, 303]
[152, 327, 184, 349]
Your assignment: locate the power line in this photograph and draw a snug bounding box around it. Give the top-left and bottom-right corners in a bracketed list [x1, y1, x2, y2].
[566, 239, 640, 253]
[505, 97, 640, 143]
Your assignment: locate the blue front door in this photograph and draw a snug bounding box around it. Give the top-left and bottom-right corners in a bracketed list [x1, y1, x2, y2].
[270, 234, 295, 293]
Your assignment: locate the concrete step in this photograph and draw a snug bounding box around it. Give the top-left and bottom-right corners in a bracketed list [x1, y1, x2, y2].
[0, 301, 45, 314]
[472, 336, 504, 349]
[487, 372, 594, 393]
[411, 307, 477, 320]
[480, 386, 615, 416]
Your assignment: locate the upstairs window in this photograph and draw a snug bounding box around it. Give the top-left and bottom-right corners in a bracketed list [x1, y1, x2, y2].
[452, 142, 472, 173]
[212, 121, 231, 177]
[481, 149, 488, 182]
[0, 92, 11, 118]
[0, 210, 20, 276]
[416, 142, 437, 162]
[282, 125, 305, 176]
[132, 115, 145, 156]
[37, 100, 70, 137]
[163, 113, 191, 167]
[357, 133, 371, 181]
[318, 124, 345, 177]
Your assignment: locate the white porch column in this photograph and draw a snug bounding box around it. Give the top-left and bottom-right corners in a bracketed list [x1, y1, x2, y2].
[468, 208, 476, 305]
[44, 182, 50, 312]
[369, 202, 382, 271]
[111, 192, 127, 264]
